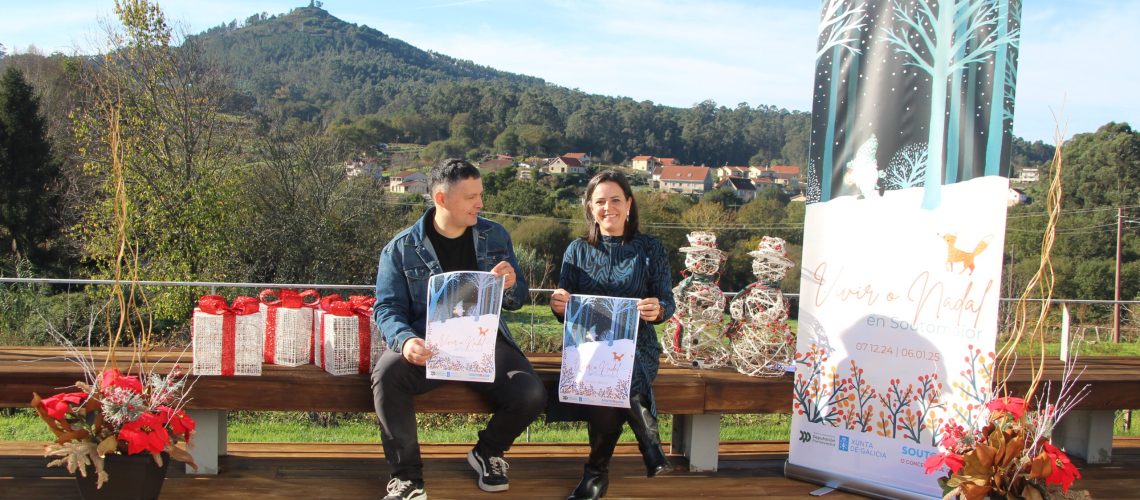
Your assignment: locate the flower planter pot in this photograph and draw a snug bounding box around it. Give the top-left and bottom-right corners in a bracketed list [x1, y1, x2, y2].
[74, 452, 170, 500]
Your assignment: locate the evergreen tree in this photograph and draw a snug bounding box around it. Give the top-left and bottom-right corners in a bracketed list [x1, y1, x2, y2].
[0, 66, 62, 270]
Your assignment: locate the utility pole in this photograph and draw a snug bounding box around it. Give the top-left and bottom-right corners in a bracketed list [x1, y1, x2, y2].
[1115, 207, 1123, 343]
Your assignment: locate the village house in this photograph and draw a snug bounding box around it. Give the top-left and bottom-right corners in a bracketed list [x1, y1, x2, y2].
[714, 177, 758, 202]
[631, 155, 661, 172]
[563, 152, 591, 166]
[1008, 187, 1030, 206]
[547, 155, 587, 175]
[389, 170, 428, 195]
[716, 165, 752, 180]
[766, 165, 802, 189]
[344, 157, 380, 178]
[659, 165, 713, 195]
[752, 176, 778, 190]
[1015, 167, 1040, 183]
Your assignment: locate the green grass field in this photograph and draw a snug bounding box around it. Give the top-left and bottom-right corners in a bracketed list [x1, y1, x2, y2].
[0, 409, 790, 443]
[5, 408, 1139, 445]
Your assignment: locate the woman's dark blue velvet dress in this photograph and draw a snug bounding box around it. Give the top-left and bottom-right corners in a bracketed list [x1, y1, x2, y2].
[549, 233, 675, 420]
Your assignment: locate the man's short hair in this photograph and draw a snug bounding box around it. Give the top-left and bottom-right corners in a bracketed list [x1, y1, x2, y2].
[429, 158, 481, 193]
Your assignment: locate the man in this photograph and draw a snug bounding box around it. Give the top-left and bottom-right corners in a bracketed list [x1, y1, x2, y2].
[372, 158, 547, 500]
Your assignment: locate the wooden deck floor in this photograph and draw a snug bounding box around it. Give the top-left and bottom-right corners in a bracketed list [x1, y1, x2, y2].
[3, 439, 1139, 499]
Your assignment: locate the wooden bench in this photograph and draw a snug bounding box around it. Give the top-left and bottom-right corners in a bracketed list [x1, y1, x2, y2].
[3, 347, 1139, 475]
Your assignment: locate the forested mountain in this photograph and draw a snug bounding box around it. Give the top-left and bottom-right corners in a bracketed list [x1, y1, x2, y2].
[193, 6, 543, 121]
[192, 5, 811, 166]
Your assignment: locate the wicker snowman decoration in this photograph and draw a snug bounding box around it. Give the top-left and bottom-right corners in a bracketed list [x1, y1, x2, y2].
[728, 236, 796, 377]
[663, 231, 730, 368]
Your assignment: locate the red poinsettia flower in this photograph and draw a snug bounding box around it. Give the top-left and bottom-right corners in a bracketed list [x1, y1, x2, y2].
[156, 405, 196, 441]
[923, 452, 965, 475]
[986, 396, 1027, 419]
[39, 392, 87, 420]
[118, 412, 171, 455]
[1042, 442, 1081, 492]
[100, 368, 144, 394]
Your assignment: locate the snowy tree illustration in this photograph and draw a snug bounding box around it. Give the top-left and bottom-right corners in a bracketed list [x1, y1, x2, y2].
[428, 275, 456, 323]
[882, 142, 928, 190]
[465, 272, 503, 316]
[984, 0, 1021, 176]
[610, 299, 637, 341]
[882, 0, 1019, 209]
[567, 296, 606, 344]
[816, 0, 867, 201]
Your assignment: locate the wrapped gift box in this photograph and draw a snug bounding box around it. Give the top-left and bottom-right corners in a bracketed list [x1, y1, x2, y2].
[259, 289, 318, 367]
[313, 295, 385, 376]
[192, 295, 264, 376]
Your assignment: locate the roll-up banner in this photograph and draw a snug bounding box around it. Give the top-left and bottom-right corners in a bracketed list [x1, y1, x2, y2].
[787, 1, 1021, 498]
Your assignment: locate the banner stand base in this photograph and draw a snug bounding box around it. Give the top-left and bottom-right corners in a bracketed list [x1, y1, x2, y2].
[784, 461, 936, 500]
[809, 486, 836, 496]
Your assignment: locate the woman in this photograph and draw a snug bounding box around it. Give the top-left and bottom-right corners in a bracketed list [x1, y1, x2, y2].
[549, 170, 675, 500]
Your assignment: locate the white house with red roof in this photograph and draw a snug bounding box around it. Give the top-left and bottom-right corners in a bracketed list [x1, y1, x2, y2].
[766, 165, 802, 188]
[659, 165, 713, 195]
[547, 155, 586, 175]
[748, 165, 802, 189]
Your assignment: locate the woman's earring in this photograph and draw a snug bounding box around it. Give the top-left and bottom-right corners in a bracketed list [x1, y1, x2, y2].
[626, 213, 630, 221]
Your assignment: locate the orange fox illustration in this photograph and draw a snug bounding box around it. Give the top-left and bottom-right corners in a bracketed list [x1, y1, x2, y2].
[942, 234, 992, 275]
[612, 352, 625, 362]
[477, 327, 489, 337]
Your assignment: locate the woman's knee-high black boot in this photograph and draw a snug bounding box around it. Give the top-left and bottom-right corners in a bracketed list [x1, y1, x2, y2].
[567, 424, 621, 500]
[626, 393, 673, 477]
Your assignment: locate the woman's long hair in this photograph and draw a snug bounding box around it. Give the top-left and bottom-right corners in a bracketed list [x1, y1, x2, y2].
[583, 170, 639, 246]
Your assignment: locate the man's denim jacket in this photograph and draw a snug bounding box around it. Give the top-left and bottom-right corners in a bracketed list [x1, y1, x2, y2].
[373, 208, 529, 354]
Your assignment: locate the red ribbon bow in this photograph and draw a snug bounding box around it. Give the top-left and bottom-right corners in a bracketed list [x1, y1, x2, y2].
[198, 295, 260, 316]
[324, 295, 376, 317]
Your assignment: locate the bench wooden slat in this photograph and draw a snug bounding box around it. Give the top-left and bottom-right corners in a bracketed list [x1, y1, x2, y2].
[2, 347, 1139, 413]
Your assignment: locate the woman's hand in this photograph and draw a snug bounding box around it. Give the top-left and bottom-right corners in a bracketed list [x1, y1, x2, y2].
[637, 297, 663, 322]
[550, 288, 570, 316]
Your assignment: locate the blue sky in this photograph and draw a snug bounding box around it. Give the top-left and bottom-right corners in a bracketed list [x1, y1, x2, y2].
[1, 0, 1136, 143]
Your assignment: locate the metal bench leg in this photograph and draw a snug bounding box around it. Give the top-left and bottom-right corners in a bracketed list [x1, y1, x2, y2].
[186, 410, 227, 474]
[670, 413, 721, 472]
[1053, 409, 1113, 464]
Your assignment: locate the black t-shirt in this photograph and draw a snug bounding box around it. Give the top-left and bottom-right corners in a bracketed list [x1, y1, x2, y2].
[424, 216, 478, 273]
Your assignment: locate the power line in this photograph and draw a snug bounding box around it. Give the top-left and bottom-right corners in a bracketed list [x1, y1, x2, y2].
[1005, 222, 1119, 234]
[1006, 204, 1140, 220]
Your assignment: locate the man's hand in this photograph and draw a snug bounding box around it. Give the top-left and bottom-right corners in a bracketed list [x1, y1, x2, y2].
[491, 260, 517, 289]
[550, 288, 570, 316]
[401, 338, 434, 366]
